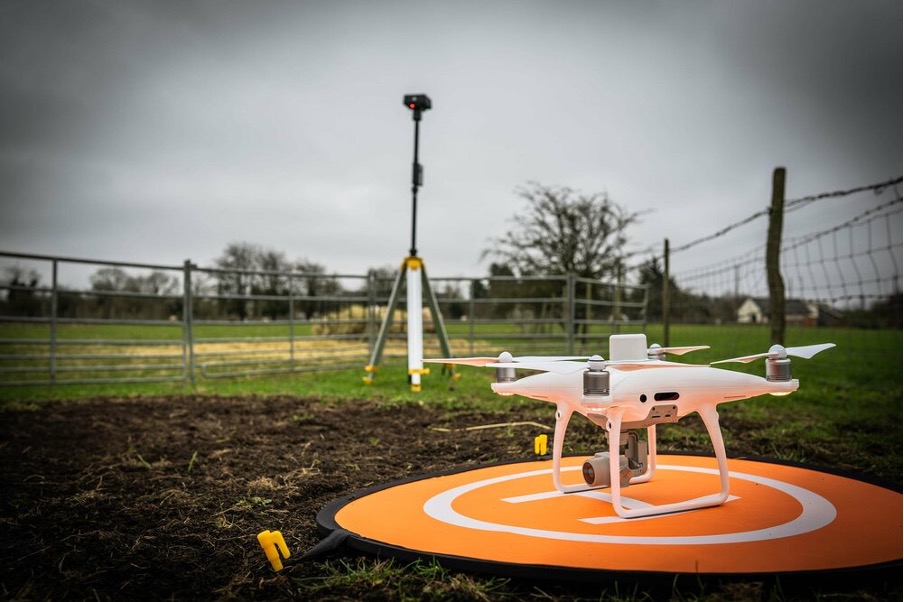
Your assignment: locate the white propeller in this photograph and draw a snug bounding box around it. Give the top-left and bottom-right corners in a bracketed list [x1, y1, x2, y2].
[712, 343, 835, 364]
[487, 359, 593, 375]
[424, 352, 586, 368]
[648, 344, 710, 356]
[429, 343, 712, 374]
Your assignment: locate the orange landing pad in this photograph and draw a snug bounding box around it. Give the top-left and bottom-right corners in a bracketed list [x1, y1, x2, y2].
[316, 455, 901, 578]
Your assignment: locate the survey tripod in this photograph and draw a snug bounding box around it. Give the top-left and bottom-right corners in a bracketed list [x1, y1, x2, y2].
[363, 94, 454, 391]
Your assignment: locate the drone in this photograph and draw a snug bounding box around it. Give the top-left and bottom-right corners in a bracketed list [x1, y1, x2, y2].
[426, 333, 834, 519]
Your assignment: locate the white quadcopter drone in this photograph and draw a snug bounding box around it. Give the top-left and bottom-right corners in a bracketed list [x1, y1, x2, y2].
[427, 333, 834, 519]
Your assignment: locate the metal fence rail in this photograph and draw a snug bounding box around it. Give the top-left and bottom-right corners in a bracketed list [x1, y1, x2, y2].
[0, 251, 647, 386]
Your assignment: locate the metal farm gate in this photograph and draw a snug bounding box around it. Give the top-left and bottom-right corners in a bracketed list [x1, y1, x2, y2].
[0, 251, 647, 386]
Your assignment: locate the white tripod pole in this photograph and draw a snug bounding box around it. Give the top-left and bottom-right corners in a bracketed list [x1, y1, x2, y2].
[406, 257, 426, 391]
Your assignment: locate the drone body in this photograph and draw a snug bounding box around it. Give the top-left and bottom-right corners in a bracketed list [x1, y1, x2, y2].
[428, 333, 834, 519]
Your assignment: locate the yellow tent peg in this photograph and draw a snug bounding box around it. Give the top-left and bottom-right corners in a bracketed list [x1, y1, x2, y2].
[534, 434, 548, 456]
[257, 530, 290, 571]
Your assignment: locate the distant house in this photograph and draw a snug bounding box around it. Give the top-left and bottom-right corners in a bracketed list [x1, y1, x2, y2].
[736, 297, 843, 327]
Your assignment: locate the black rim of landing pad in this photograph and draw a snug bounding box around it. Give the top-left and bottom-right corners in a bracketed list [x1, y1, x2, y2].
[314, 454, 902, 582]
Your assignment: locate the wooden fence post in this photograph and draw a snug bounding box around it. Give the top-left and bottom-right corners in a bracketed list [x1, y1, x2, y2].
[662, 238, 670, 347]
[182, 260, 196, 386]
[767, 167, 786, 345]
[566, 273, 576, 355]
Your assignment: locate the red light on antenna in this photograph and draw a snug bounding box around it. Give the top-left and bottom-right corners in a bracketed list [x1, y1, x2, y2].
[402, 94, 431, 113]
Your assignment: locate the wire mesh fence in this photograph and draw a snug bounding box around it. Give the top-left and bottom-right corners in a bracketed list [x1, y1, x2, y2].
[655, 174, 901, 361]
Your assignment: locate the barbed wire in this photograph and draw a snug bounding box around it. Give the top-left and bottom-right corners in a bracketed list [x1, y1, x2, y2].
[784, 196, 902, 249]
[669, 209, 769, 254]
[785, 176, 902, 213]
[668, 176, 902, 255]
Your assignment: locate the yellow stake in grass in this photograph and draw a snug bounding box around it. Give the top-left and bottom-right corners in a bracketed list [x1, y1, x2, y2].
[257, 530, 290, 571]
[534, 434, 548, 456]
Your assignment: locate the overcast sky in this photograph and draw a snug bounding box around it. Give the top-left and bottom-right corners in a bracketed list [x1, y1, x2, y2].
[0, 1, 900, 288]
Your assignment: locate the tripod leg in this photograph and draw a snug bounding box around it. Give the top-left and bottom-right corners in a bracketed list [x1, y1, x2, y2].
[420, 262, 457, 384]
[364, 262, 406, 384]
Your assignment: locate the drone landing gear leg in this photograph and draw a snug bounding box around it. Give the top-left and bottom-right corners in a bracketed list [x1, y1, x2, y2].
[699, 404, 731, 503]
[607, 406, 730, 519]
[551, 404, 593, 494]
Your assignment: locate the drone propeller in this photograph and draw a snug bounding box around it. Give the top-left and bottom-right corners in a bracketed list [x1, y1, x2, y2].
[487, 359, 591, 375]
[488, 344, 714, 373]
[424, 352, 586, 368]
[646, 343, 710, 358]
[712, 343, 835, 364]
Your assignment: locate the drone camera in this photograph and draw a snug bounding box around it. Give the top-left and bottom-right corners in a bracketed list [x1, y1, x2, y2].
[582, 452, 624, 488]
[582, 431, 647, 488]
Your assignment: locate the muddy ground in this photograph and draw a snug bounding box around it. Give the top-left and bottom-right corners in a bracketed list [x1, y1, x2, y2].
[0, 395, 899, 601]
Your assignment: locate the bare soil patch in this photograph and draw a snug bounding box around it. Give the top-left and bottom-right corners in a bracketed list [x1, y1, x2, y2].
[0, 395, 898, 601]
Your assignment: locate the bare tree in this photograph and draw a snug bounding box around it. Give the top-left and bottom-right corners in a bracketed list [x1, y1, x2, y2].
[215, 242, 260, 320]
[3, 266, 42, 316]
[485, 182, 640, 280]
[214, 243, 333, 319]
[90, 267, 132, 291]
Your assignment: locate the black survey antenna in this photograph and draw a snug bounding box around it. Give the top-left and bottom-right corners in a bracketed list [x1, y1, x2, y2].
[403, 93, 431, 256]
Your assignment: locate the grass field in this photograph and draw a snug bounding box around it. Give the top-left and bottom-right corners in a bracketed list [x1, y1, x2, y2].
[1, 322, 899, 402]
[0, 324, 900, 600]
[2, 323, 899, 480]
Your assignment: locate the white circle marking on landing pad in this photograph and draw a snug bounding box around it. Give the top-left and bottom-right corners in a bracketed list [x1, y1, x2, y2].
[423, 464, 837, 545]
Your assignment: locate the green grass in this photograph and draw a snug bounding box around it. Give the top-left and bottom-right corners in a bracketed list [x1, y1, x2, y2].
[2, 323, 899, 405]
[1, 323, 899, 478]
[1, 323, 900, 600]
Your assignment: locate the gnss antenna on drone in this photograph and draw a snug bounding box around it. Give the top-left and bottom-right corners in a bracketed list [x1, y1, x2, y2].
[363, 94, 454, 392]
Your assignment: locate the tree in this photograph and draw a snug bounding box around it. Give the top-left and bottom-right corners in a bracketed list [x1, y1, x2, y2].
[213, 242, 333, 320]
[295, 259, 339, 319]
[254, 249, 291, 319]
[3, 266, 42, 317]
[88, 267, 179, 319]
[484, 182, 640, 280]
[361, 266, 398, 300]
[633, 256, 678, 321]
[215, 242, 259, 320]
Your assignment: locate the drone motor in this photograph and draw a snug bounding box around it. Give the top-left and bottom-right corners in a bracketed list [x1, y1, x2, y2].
[765, 345, 792, 381]
[494, 351, 517, 383]
[582, 355, 609, 395]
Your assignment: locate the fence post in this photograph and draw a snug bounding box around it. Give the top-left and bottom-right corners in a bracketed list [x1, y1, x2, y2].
[468, 280, 478, 355]
[50, 259, 58, 384]
[662, 238, 670, 347]
[183, 260, 196, 386]
[566, 273, 576, 354]
[366, 270, 377, 353]
[613, 265, 623, 335]
[288, 275, 295, 369]
[767, 167, 786, 345]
